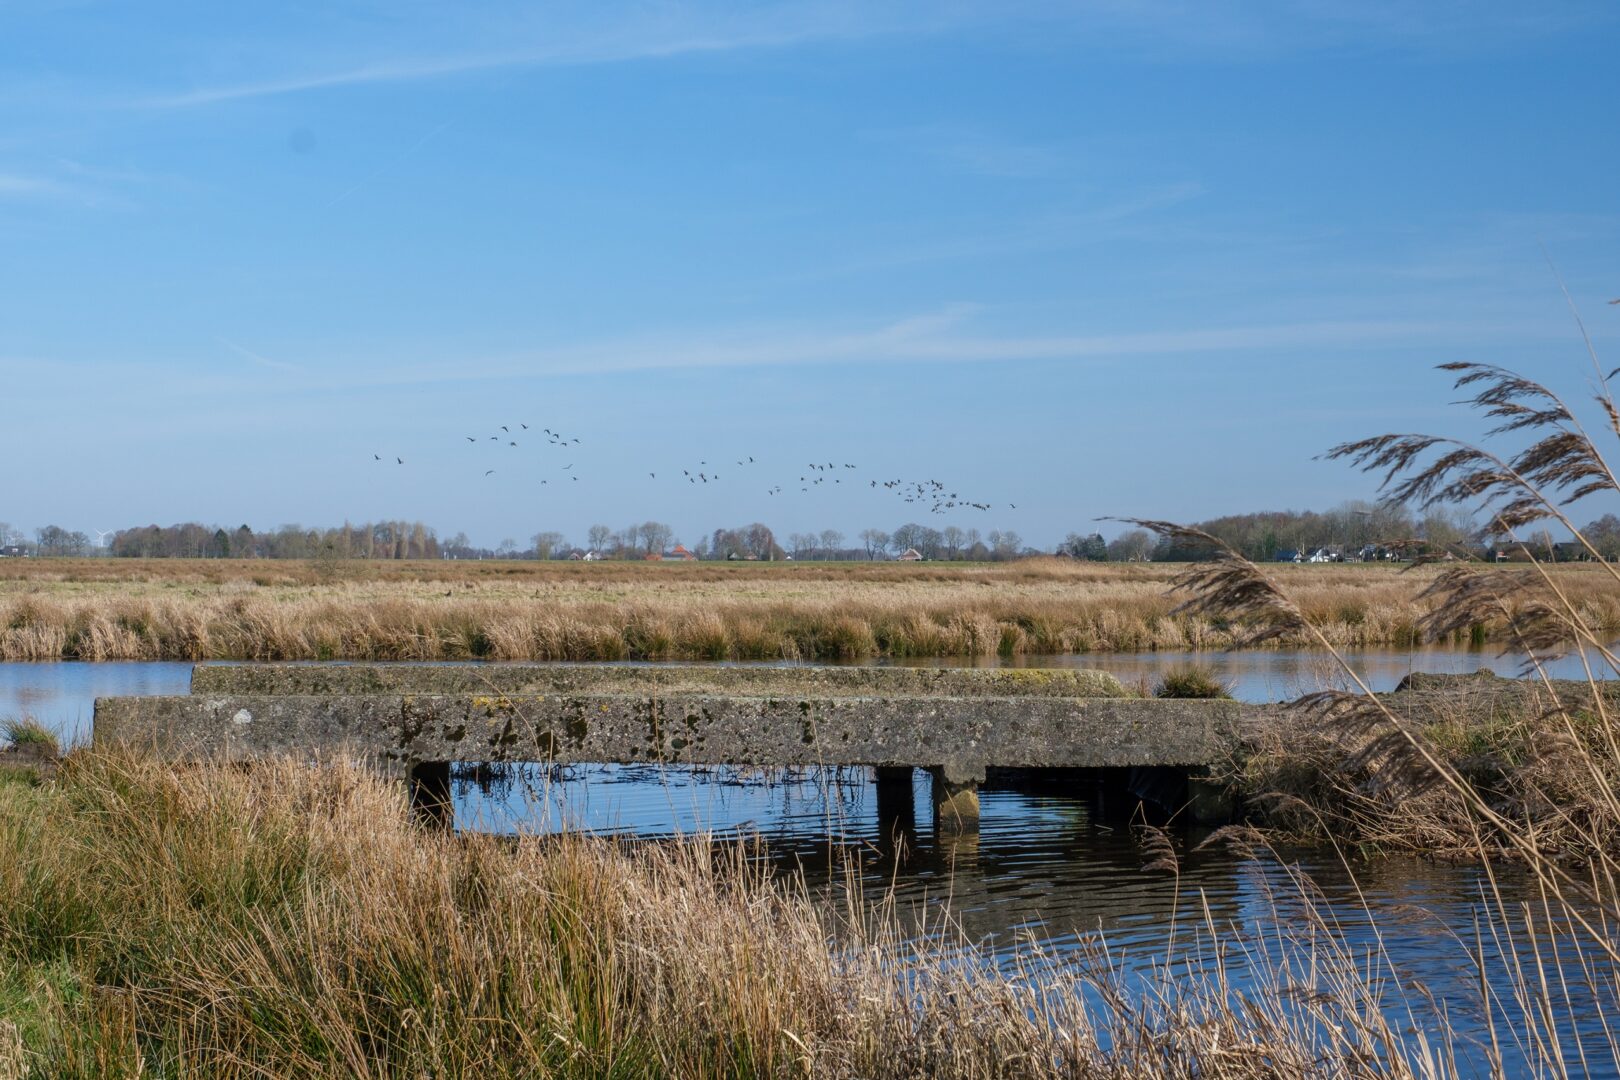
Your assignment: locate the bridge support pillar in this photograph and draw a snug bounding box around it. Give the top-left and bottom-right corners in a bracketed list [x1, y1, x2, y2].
[874, 766, 916, 838]
[408, 761, 453, 830]
[1186, 767, 1235, 826]
[930, 762, 983, 833]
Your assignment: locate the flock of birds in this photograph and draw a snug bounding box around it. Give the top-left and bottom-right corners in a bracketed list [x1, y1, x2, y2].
[373, 424, 1015, 515]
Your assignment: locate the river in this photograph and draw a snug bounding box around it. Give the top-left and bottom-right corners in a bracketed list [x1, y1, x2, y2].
[3, 649, 1616, 1076]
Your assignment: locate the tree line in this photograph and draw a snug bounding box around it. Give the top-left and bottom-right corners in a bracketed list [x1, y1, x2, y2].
[4, 502, 1615, 562]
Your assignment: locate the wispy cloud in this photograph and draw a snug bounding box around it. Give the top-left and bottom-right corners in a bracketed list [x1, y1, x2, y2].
[218, 337, 302, 374]
[870, 124, 1066, 179]
[0, 172, 63, 198]
[129, 5, 936, 110]
[218, 307, 1565, 390]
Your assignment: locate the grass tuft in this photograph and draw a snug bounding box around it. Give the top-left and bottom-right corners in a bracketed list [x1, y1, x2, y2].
[1, 717, 57, 754]
[1153, 665, 1234, 699]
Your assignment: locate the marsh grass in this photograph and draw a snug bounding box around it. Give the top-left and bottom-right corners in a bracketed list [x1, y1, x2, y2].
[0, 558, 1612, 661]
[1152, 665, 1234, 700]
[0, 717, 56, 754]
[0, 749, 1573, 1078]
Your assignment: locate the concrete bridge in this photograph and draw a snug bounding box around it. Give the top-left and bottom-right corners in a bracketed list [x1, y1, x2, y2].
[94, 663, 1250, 830]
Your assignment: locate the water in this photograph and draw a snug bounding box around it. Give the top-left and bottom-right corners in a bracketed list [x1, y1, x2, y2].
[4, 650, 1617, 1075]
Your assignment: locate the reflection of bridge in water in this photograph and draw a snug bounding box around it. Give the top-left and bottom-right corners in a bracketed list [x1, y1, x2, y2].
[94, 663, 1253, 831]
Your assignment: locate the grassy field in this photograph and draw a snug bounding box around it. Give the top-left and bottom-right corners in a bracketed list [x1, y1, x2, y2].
[0, 556, 1615, 661]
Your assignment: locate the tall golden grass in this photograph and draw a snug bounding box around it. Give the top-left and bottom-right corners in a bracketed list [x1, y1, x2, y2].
[2, 558, 1613, 661]
[0, 751, 1568, 1078]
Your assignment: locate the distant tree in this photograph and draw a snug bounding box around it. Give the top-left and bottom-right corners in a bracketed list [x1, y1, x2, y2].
[1059, 532, 1108, 560]
[640, 521, 673, 557]
[891, 523, 943, 559]
[587, 524, 611, 554]
[859, 528, 890, 560]
[818, 529, 844, 560]
[1419, 507, 1477, 554]
[788, 532, 816, 560]
[212, 528, 231, 559]
[988, 529, 1022, 561]
[531, 531, 567, 560]
[941, 526, 965, 560]
[1585, 514, 1620, 560]
[743, 523, 778, 560]
[34, 525, 65, 555]
[1106, 529, 1154, 562]
[621, 524, 642, 559]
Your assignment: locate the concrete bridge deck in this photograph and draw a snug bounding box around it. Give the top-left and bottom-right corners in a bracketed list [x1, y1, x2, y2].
[96, 663, 1247, 830]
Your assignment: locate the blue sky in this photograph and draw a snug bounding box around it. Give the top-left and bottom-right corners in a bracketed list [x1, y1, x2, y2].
[3, 2, 1618, 550]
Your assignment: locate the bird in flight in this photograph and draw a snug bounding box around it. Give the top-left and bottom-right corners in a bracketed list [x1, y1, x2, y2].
[373, 454, 380, 461]
[396, 457, 403, 465]
[501, 426, 509, 432]
[485, 470, 496, 477]
[465, 436, 476, 442]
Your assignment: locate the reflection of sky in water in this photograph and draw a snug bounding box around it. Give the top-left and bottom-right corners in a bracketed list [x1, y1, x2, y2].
[3, 653, 1616, 1074]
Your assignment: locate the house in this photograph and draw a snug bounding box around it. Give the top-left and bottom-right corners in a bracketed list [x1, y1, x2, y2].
[1551, 541, 1593, 562]
[0, 545, 26, 558]
[1274, 550, 1301, 563]
[897, 548, 924, 562]
[581, 550, 603, 562]
[667, 544, 698, 561]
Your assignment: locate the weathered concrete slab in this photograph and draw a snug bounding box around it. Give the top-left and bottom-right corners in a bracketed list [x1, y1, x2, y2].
[189, 663, 1132, 699]
[94, 692, 1239, 775]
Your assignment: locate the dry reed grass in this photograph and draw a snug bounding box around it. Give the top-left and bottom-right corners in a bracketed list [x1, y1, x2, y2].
[0, 750, 1555, 1078]
[1, 558, 1612, 661]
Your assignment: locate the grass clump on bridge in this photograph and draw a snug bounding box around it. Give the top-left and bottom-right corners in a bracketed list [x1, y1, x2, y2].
[1152, 665, 1233, 699]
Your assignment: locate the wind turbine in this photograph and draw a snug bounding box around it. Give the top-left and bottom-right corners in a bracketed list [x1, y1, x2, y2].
[92, 529, 112, 549]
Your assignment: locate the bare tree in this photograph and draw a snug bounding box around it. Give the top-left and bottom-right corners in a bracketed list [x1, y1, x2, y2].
[818, 529, 844, 560]
[640, 521, 673, 557]
[744, 523, 777, 560]
[988, 529, 1022, 561]
[941, 526, 965, 560]
[531, 531, 567, 560]
[1106, 528, 1154, 562]
[859, 528, 890, 560]
[587, 524, 611, 554]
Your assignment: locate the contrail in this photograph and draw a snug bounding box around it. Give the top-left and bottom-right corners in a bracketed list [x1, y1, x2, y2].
[218, 336, 301, 372]
[323, 119, 454, 209]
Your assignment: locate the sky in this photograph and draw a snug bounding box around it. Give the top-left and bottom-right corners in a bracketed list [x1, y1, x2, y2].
[2, 1, 1618, 551]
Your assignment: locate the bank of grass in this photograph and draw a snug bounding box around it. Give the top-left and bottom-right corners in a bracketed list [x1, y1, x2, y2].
[1, 557, 1614, 661]
[1236, 677, 1620, 862]
[0, 749, 1558, 1078]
